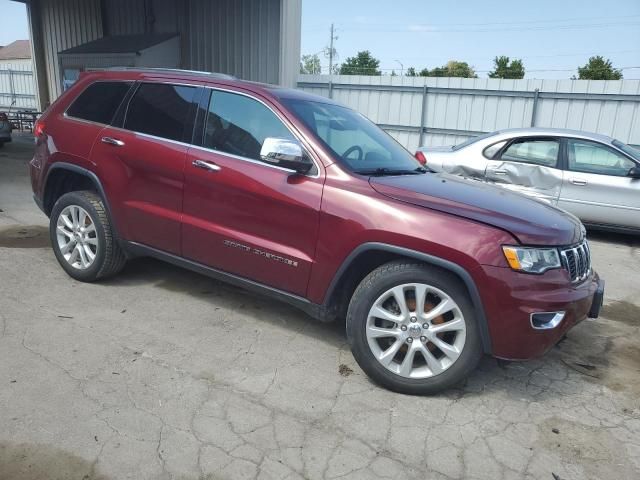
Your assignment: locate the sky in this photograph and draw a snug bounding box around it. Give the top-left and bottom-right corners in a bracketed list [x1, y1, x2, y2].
[0, 1, 28, 47]
[302, 0, 640, 79]
[1, 0, 639, 79]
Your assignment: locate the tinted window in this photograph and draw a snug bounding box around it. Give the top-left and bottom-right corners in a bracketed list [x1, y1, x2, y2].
[66, 81, 132, 124]
[500, 138, 559, 167]
[203, 90, 294, 161]
[124, 83, 197, 142]
[568, 139, 635, 177]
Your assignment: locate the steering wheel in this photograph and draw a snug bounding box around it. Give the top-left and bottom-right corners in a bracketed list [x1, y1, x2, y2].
[342, 145, 364, 161]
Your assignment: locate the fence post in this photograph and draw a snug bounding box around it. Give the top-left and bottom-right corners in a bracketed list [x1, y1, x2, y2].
[328, 80, 334, 99]
[418, 84, 428, 147]
[8, 69, 16, 108]
[530, 88, 540, 127]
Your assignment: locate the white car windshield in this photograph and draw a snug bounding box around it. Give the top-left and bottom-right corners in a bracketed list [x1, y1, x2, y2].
[612, 140, 640, 162]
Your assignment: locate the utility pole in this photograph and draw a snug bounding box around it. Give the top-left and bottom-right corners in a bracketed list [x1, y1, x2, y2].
[395, 60, 404, 76]
[328, 23, 337, 75]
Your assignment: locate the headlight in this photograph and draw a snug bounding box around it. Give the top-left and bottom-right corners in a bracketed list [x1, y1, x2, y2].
[502, 246, 561, 274]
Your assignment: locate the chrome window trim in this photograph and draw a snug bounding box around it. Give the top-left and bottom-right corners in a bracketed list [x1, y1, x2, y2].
[103, 127, 318, 178]
[62, 77, 322, 178]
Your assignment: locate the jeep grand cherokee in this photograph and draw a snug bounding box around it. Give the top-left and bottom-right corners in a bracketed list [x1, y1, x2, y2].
[29, 69, 604, 394]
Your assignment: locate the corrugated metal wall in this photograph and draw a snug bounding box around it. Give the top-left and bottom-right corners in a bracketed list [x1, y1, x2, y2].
[38, 0, 103, 101]
[103, 0, 180, 36]
[181, 0, 282, 85]
[102, 0, 283, 84]
[298, 75, 640, 152]
[31, 0, 300, 106]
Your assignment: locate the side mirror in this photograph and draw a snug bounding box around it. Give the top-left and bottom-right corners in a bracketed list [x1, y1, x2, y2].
[260, 137, 313, 174]
[628, 166, 640, 179]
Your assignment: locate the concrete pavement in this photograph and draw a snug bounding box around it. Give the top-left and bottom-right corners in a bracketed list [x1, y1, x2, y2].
[1, 135, 639, 480]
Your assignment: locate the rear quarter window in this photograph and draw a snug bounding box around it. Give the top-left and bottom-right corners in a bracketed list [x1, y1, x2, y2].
[66, 81, 132, 125]
[123, 83, 198, 142]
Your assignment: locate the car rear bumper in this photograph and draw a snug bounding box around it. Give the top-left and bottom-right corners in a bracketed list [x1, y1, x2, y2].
[477, 265, 602, 360]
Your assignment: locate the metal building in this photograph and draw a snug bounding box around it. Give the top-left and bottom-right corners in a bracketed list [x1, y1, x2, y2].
[14, 0, 302, 111]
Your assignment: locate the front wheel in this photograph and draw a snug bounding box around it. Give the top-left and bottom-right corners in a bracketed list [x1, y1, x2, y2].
[346, 261, 483, 395]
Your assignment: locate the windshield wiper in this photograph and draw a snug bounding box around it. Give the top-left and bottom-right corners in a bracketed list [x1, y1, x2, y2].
[355, 167, 427, 176]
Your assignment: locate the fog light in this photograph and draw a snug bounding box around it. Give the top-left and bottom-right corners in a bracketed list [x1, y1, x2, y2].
[530, 312, 565, 330]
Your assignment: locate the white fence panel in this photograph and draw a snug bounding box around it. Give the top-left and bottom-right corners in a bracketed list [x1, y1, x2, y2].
[0, 68, 38, 111]
[297, 75, 640, 151]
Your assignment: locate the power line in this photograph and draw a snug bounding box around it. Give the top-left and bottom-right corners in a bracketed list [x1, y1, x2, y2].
[346, 20, 640, 34]
[332, 13, 640, 29]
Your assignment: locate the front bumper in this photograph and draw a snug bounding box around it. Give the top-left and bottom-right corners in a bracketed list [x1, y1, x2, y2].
[477, 265, 603, 360]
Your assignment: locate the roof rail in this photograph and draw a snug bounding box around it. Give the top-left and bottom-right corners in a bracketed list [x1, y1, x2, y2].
[90, 67, 236, 80]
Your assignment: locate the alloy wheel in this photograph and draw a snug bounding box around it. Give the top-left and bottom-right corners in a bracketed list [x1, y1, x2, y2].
[56, 205, 99, 270]
[366, 283, 467, 379]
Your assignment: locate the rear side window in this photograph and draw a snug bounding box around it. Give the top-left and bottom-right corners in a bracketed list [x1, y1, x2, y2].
[499, 138, 559, 167]
[124, 83, 197, 142]
[66, 81, 132, 124]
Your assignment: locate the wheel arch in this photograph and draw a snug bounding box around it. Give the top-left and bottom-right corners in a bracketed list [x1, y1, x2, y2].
[323, 242, 492, 354]
[44, 162, 119, 237]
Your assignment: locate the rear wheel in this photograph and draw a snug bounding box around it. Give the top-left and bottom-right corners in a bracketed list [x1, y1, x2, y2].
[346, 261, 483, 394]
[49, 190, 126, 282]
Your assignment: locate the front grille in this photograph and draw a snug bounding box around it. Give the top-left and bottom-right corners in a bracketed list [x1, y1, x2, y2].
[560, 241, 591, 283]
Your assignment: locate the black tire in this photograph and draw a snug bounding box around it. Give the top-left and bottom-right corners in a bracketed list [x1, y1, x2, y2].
[49, 190, 126, 282]
[346, 261, 483, 395]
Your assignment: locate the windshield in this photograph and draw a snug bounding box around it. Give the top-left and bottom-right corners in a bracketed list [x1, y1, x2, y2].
[452, 132, 496, 151]
[282, 99, 422, 174]
[612, 140, 640, 162]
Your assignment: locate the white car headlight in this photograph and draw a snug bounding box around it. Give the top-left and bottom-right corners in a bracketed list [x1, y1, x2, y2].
[502, 246, 561, 274]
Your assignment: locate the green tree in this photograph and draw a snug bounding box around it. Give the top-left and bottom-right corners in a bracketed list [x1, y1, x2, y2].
[406, 67, 417, 77]
[575, 56, 622, 80]
[300, 54, 321, 74]
[339, 50, 381, 75]
[417, 61, 477, 78]
[488, 56, 525, 79]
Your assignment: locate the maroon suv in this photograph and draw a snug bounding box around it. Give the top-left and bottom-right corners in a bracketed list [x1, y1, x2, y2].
[30, 69, 604, 394]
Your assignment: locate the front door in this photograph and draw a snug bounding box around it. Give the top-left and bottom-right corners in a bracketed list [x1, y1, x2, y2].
[90, 82, 200, 254]
[558, 138, 640, 229]
[181, 88, 324, 296]
[484, 137, 563, 205]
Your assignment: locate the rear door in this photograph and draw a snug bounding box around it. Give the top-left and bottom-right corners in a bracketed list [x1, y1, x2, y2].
[558, 138, 640, 229]
[484, 137, 563, 204]
[181, 88, 324, 296]
[90, 82, 200, 254]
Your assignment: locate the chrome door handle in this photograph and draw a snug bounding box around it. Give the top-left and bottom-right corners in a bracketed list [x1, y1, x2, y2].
[491, 169, 508, 175]
[192, 159, 221, 172]
[101, 136, 125, 147]
[570, 179, 588, 186]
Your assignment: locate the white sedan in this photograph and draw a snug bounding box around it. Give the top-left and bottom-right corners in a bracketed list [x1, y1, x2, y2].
[416, 128, 640, 234]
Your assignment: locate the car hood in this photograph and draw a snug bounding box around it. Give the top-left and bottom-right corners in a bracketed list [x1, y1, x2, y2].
[370, 172, 584, 245]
